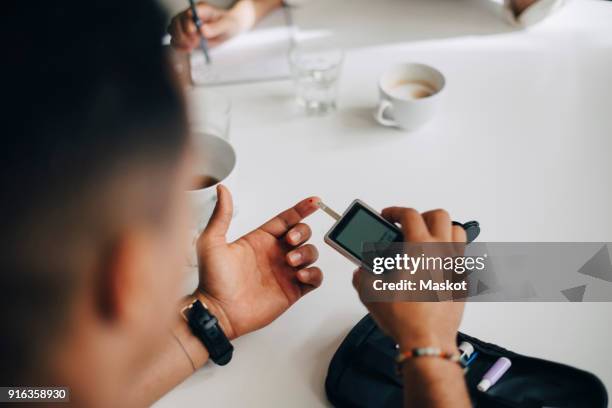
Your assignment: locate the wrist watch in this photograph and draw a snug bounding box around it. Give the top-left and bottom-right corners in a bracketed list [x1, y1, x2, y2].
[182, 299, 234, 366]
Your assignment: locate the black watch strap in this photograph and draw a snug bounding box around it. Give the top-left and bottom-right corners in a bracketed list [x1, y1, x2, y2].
[184, 300, 234, 366]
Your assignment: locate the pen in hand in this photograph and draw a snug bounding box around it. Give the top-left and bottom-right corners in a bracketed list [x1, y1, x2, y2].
[188, 0, 211, 64]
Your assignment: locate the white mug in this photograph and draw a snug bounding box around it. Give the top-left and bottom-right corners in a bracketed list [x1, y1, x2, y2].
[375, 63, 445, 131]
[187, 132, 237, 237]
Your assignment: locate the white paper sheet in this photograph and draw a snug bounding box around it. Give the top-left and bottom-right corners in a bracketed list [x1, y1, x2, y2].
[190, 7, 293, 86]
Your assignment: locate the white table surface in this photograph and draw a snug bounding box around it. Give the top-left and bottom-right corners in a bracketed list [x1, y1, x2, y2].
[157, 0, 612, 406]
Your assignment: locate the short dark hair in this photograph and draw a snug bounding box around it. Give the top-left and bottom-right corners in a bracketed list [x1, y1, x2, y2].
[1, 0, 188, 383]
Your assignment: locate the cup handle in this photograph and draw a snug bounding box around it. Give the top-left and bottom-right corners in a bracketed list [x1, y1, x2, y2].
[375, 99, 397, 127]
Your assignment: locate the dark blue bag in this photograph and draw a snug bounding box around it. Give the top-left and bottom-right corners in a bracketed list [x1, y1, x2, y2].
[326, 315, 608, 408]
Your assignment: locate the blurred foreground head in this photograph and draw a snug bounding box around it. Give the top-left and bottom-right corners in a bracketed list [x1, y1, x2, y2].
[1, 0, 191, 403]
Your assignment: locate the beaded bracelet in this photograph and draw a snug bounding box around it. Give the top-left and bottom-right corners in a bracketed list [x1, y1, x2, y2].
[396, 347, 461, 374]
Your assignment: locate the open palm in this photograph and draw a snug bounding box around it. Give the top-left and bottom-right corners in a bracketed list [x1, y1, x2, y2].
[195, 185, 322, 340]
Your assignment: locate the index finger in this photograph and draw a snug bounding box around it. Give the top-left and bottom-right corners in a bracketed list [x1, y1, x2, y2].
[259, 197, 321, 238]
[179, 4, 223, 36]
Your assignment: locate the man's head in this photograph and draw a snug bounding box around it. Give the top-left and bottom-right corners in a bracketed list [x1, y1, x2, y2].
[1, 0, 192, 398]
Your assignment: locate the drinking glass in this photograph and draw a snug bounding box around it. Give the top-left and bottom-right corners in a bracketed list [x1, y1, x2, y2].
[289, 41, 344, 114]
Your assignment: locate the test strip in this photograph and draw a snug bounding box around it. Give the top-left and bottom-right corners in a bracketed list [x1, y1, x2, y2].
[317, 201, 341, 221]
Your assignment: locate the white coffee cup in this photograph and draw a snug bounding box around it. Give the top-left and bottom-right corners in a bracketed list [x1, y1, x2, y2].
[375, 63, 445, 131]
[187, 132, 237, 236]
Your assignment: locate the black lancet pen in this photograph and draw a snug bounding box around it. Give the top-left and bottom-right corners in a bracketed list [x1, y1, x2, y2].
[188, 0, 211, 64]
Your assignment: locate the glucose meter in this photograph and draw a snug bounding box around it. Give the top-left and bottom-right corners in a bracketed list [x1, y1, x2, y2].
[319, 199, 480, 267]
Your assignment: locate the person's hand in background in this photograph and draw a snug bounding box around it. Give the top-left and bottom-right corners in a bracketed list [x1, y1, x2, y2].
[353, 208, 470, 408]
[194, 185, 322, 340]
[168, 0, 283, 51]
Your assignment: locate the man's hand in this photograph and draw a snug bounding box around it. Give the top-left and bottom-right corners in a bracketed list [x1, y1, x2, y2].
[354, 208, 471, 408]
[353, 208, 467, 352]
[194, 185, 322, 340]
